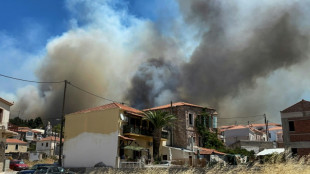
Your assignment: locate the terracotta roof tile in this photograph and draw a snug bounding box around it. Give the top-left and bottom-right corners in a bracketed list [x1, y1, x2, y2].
[72, 102, 143, 116]
[199, 147, 226, 155]
[269, 127, 282, 131]
[6, 139, 27, 144]
[144, 102, 214, 111]
[281, 99, 310, 113]
[39, 136, 63, 142]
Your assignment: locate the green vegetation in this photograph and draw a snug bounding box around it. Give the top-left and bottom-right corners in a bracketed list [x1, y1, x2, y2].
[144, 111, 176, 162]
[9, 117, 44, 128]
[196, 109, 254, 158]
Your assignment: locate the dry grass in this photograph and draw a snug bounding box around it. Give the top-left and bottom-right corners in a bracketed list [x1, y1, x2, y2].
[23, 158, 55, 167]
[86, 153, 310, 174]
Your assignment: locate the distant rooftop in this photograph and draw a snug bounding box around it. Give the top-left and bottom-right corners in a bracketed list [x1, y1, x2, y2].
[71, 102, 144, 117]
[144, 102, 215, 111]
[281, 99, 310, 113]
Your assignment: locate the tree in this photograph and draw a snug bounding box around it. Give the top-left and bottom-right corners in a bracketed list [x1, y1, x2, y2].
[143, 111, 176, 162]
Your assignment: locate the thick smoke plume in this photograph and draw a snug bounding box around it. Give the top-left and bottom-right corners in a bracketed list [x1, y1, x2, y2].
[10, 0, 310, 125]
[126, 58, 180, 109]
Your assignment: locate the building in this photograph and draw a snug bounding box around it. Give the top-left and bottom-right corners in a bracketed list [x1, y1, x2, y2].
[0, 97, 18, 171]
[63, 102, 168, 168]
[280, 99, 310, 156]
[220, 125, 265, 146]
[5, 139, 27, 153]
[144, 102, 217, 150]
[36, 136, 62, 156]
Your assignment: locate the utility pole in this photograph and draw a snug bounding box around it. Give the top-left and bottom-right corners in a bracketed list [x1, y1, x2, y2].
[266, 120, 269, 141]
[264, 114, 268, 141]
[59, 80, 67, 166]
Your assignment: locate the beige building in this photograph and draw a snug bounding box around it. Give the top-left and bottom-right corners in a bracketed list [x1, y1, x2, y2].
[5, 139, 27, 153]
[63, 102, 167, 168]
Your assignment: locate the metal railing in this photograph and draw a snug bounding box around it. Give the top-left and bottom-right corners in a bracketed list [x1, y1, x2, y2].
[123, 125, 169, 139]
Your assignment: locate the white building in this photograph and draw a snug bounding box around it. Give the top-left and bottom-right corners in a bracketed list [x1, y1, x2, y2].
[268, 126, 282, 142]
[222, 125, 265, 146]
[0, 97, 18, 171]
[36, 136, 61, 156]
[0, 98, 13, 129]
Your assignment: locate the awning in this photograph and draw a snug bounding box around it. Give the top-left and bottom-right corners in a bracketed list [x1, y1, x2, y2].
[124, 146, 145, 151]
[119, 135, 135, 141]
[256, 148, 285, 156]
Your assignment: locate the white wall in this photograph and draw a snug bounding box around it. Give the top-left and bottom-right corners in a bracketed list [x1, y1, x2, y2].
[269, 129, 282, 142]
[0, 101, 11, 129]
[63, 131, 119, 168]
[224, 128, 251, 146]
[36, 140, 56, 155]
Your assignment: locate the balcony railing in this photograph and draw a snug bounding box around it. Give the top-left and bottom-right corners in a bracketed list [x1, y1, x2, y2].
[123, 125, 168, 139]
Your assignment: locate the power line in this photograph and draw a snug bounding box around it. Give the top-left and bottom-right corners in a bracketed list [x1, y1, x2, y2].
[0, 73, 64, 84]
[0, 73, 126, 104]
[217, 114, 264, 119]
[67, 81, 126, 104]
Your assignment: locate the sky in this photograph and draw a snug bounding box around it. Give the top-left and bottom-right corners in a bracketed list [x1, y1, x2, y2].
[1, 0, 310, 125]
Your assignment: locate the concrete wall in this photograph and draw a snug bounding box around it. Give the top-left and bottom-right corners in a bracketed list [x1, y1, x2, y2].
[224, 128, 252, 146]
[5, 144, 27, 153]
[161, 146, 194, 160]
[230, 140, 275, 153]
[63, 108, 120, 168]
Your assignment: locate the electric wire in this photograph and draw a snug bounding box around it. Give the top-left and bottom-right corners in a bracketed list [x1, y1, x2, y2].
[0, 73, 64, 84]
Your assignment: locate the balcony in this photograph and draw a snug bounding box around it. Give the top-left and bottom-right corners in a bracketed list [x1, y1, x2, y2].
[123, 125, 168, 139]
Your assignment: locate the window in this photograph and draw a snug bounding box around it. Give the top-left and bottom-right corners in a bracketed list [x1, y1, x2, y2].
[46, 142, 48, 147]
[0, 109, 3, 123]
[291, 148, 297, 155]
[5, 144, 7, 150]
[289, 121, 295, 131]
[15, 145, 18, 150]
[42, 143, 43, 146]
[188, 113, 193, 126]
[162, 155, 167, 160]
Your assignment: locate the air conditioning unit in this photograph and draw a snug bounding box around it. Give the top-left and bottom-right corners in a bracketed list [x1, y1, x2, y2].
[148, 142, 153, 146]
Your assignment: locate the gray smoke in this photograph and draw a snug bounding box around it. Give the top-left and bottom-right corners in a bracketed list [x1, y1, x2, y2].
[126, 58, 180, 109]
[178, 0, 310, 117]
[10, 0, 310, 125]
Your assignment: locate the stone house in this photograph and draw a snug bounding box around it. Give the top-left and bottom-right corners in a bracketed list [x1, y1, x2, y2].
[144, 102, 217, 152]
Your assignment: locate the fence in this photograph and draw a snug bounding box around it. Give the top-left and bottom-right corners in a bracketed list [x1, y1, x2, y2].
[171, 158, 208, 167]
[120, 161, 144, 168]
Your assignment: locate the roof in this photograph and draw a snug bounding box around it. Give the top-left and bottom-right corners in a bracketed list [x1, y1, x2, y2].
[0, 97, 13, 106]
[72, 102, 143, 116]
[199, 147, 226, 155]
[256, 148, 285, 156]
[6, 139, 27, 144]
[250, 123, 281, 127]
[226, 125, 248, 130]
[39, 136, 63, 142]
[144, 102, 214, 111]
[281, 99, 310, 113]
[269, 127, 282, 131]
